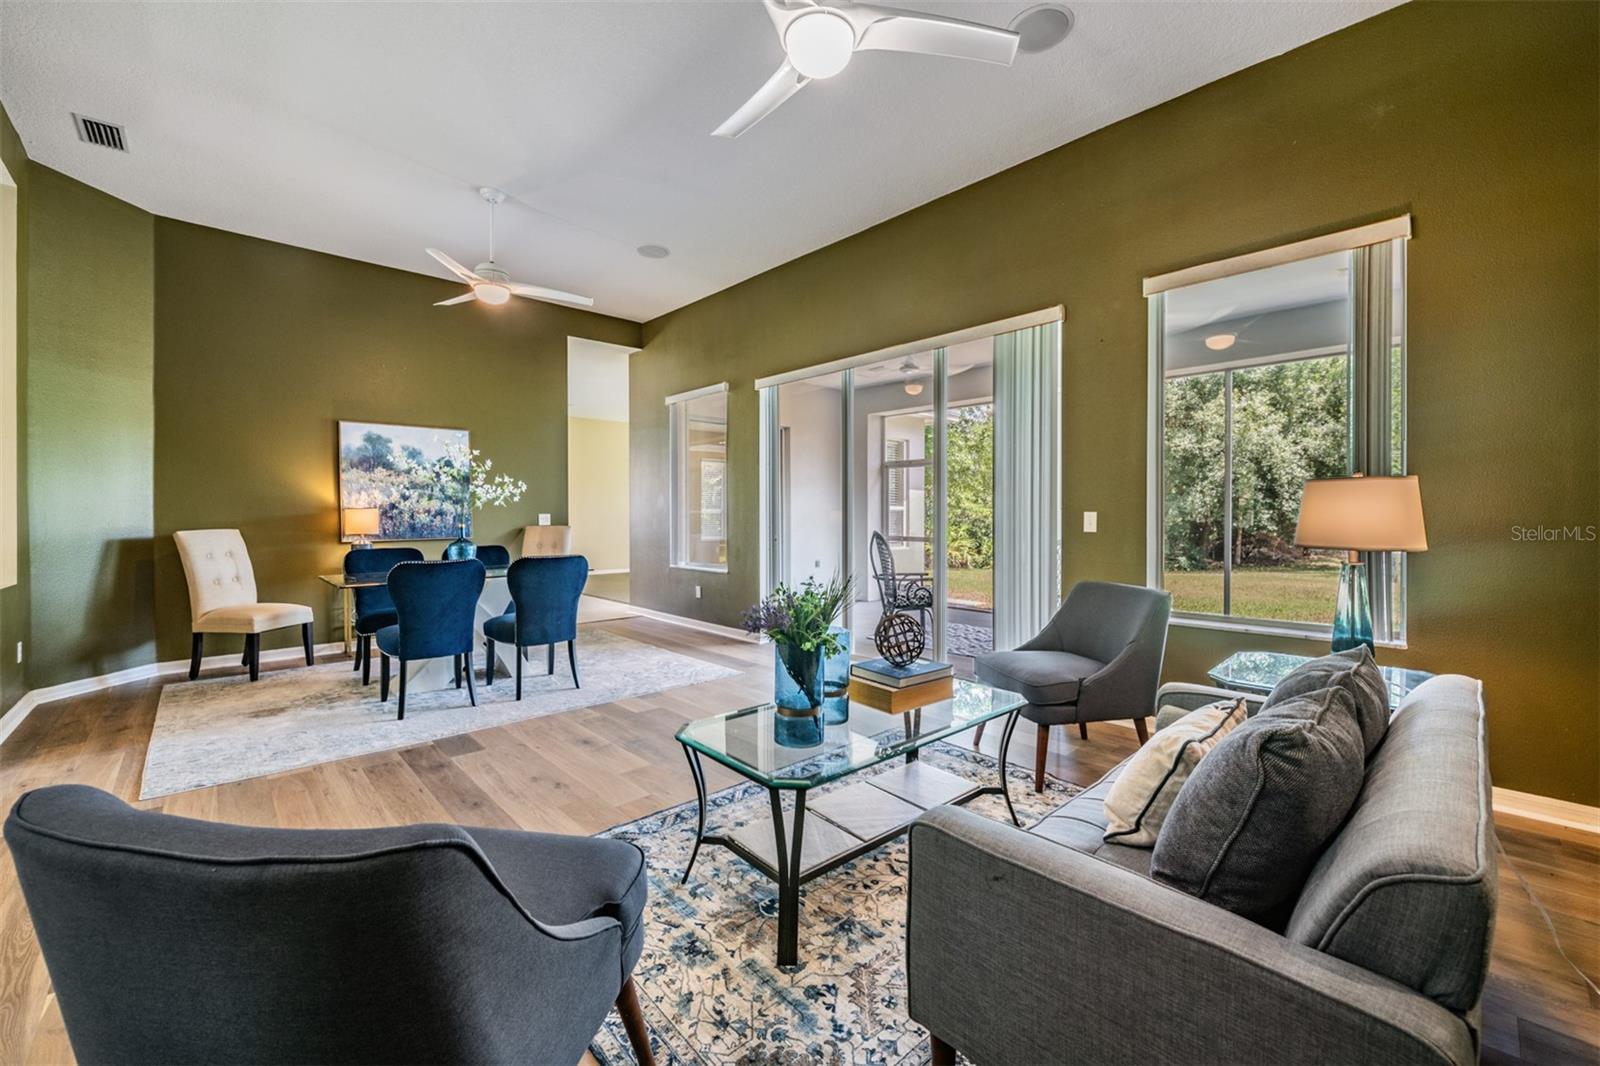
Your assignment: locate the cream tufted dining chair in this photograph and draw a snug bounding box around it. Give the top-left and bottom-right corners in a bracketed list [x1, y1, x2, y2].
[174, 529, 315, 682]
[520, 524, 573, 558]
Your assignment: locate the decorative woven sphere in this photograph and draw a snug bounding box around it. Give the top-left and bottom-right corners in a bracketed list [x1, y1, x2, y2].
[874, 610, 926, 667]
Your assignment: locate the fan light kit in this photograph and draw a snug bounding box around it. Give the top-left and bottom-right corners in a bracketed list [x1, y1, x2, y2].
[426, 187, 594, 310]
[897, 355, 925, 396]
[1204, 333, 1238, 351]
[714, 0, 1022, 138]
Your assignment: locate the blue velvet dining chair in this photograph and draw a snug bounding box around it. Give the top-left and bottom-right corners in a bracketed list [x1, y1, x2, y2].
[483, 555, 589, 700]
[345, 546, 423, 685]
[442, 543, 511, 569]
[376, 559, 486, 720]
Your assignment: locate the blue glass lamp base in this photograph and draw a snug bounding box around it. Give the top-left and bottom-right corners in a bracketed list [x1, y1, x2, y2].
[1331, 559, 1374, 654]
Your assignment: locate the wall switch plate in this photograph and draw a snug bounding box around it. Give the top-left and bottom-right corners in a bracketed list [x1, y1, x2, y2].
[1083, 511, 1098, 533]
[694, 585, 702, 599]
[537, 513, 552, 526]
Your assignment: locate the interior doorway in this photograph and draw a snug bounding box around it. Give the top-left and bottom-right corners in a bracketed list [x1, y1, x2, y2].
[567, 337, 638, 603]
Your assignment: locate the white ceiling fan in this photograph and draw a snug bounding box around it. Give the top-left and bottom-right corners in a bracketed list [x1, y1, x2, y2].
[713, 0, 1021, 138]
[427, 188, 594, 309]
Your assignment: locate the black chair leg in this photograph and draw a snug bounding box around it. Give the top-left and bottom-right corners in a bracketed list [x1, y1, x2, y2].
[380, 653, 390, 702]
[189, 633, 204, 681]
[547, 643, 555, 675]
[302, 622, 314, 666]
[247, 634, 260, 682]
[465, 655, 477, 707]
[352, 634, 361, 671]
[484, 639, 495, 686]
[515, 644, 523, 701]
[397, 660, 407, 720]
[241, 645, 250, 666]
[454, 654, 463, 689]
[362, 635, 373, 686]
[568, 640, 580, 689]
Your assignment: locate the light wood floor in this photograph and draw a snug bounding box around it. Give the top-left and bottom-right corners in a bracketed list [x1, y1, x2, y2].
[0, 616, 1594, 1064]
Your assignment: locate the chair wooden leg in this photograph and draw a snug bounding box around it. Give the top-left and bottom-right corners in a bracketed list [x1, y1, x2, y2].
[1134, 716, 1149, 744]
[547, 643, 555, 675]
[568, 640, 580, 689]
[397, 660, 407, 720]
[247, 634, 260, 682]
[380, 653, 390, 702]
[1034, 722, 1049, 793]
[930, 1034, 956, 1066]
[973, 720, 986, 749]
[615, 977, 655, 1066]
[301, 622, 314, 666]
[484, 639, 495, 686]
[465, 654, 477, 707]
[515, 644, 523, 701]
[362, 635, 373, 686]
[1078, 720, 1088, 740]
[188, 633, 204, 680]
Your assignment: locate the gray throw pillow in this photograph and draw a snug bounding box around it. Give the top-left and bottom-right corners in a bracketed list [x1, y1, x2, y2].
[1262, 646, 1389, 756]
[1150, 686, 1366, 926]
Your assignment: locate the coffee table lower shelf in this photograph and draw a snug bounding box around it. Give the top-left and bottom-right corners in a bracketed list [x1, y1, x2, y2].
[678, 737, 1019, 968]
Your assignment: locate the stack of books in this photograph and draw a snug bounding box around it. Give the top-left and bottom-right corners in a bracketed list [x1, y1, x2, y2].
[848, 658, 954, 714]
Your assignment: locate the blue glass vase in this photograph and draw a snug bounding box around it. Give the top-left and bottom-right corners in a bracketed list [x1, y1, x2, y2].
[821, 627, 850, 725]
[444, 519, 476, 561]
[773, 627, 849, 718]
[1331, 559, 1374, 654]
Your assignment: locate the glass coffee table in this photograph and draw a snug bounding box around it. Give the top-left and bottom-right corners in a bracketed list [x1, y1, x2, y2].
[676, 678, 1027, 967]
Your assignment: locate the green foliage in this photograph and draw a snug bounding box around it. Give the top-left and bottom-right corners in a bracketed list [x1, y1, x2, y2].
[742, 574, 854, 659]
[918, 406, 994, 570]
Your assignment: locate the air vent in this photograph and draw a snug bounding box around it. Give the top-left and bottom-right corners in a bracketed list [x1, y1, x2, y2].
[72, 114, 127, 152]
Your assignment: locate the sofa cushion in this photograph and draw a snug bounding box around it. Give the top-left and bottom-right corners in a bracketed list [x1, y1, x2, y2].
[1102, 698, 1248, 847]
[974, 650, 1103, 707]
[1150, 686, 1366, 926]
[1285, 675, 1497, 1013]
[1262, 646, 1390, 756]
[1029, 763, 1152, 876]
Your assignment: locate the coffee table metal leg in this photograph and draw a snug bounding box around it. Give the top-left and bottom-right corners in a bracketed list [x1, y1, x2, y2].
[996, 708, 1022, 827]
[680, 745, 709, 885]
[770, 787, 806, 968]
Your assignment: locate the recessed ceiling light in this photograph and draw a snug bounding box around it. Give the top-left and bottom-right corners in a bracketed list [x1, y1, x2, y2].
[1008, 4, 1073, 54]
[1205, 333, 1237, 351]
[636, 244, 670, 259]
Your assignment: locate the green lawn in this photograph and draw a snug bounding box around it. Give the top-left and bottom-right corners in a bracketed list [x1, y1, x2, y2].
[1163, 564, 1340, 623]
[946, 567, 993, 610]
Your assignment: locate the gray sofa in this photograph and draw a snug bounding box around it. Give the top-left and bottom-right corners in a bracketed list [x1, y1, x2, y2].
[907, 674, 1497, 1065]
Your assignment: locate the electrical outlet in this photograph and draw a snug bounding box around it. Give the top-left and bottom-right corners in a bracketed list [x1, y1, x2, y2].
[537, 513, 552, 526]
[694, 585, 702, 599]
[1083, 511, 1098, 533]
[14, 641, 21, 664]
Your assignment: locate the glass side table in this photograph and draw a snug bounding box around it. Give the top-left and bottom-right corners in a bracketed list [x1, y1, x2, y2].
[1208, 650, 1433, 710]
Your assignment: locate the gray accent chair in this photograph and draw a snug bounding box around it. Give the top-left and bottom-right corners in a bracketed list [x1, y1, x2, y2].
[974, 581, 1172, 792]
[4, 785, 656, 1066]
[907, 674, 1497, 1066]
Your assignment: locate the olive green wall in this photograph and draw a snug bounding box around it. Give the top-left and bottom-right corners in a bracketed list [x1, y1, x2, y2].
[26, 166, 155, 688]
[633, 2, 1600, 804]
[0, 103, 28, 714]
[152, 219, 641, 660]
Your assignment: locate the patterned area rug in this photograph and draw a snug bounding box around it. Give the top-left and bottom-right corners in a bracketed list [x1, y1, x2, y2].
[141, 629, 736, 799]
[590, 743, 1079, 1065]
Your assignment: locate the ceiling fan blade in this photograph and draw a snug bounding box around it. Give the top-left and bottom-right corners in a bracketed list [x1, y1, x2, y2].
[434, 292, 477, 307]
[847, 6, 1019, 66]
[507, 281, 595, 308]
[712, 60, 810, 138]
[426, 247, 483, 284]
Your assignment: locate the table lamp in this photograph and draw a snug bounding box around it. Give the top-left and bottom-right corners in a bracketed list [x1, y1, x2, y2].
[342, 506, 381, 548]
[1294, 474, 1426, 653]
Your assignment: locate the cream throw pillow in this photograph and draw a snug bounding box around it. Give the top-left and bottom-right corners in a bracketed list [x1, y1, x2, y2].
[1102, 698, 1248, 847]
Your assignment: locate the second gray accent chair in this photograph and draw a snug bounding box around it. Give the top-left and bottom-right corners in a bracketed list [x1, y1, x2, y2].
[974, 580, 1172, 791]
[4, 784, 656, 1066]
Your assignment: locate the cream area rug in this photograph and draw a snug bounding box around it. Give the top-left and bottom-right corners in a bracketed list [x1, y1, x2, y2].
[141, 629, 736, 799]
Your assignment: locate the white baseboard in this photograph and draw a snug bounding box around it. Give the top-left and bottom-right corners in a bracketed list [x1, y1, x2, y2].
[0, 641, 345, 749]
[608, 601, 757, 642]
[588, 568, 629, 576]
[1492, 787, 1600, 835]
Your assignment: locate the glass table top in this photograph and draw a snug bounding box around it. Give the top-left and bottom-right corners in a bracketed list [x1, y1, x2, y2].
[676, 678, 1026, 790]
[319, 565, 511, 589]
[1208, 650, 1433, 709]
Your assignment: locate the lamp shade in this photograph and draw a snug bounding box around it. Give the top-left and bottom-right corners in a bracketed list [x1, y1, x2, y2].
[1294, 475, 1427, 552]
[342, 506, 381, 539]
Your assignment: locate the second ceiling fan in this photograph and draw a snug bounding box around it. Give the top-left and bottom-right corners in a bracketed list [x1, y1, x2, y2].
[714, 0, 1021, 138]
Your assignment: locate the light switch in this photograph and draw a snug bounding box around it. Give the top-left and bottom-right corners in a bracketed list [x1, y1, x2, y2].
[537, 513, 552, 525]
[1083, 511, 1098, 533]
[694, 585, 702, 599]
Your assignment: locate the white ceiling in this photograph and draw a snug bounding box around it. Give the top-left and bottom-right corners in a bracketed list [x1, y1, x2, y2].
[0, 1, 1398, 323]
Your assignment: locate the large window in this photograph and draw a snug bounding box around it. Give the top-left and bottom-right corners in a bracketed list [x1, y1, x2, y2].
[1149, 226, 1408, 641]
[668, 384, 728, 571]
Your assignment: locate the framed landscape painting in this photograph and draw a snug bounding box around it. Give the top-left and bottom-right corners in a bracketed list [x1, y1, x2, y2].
[338, 421, 470, 541]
